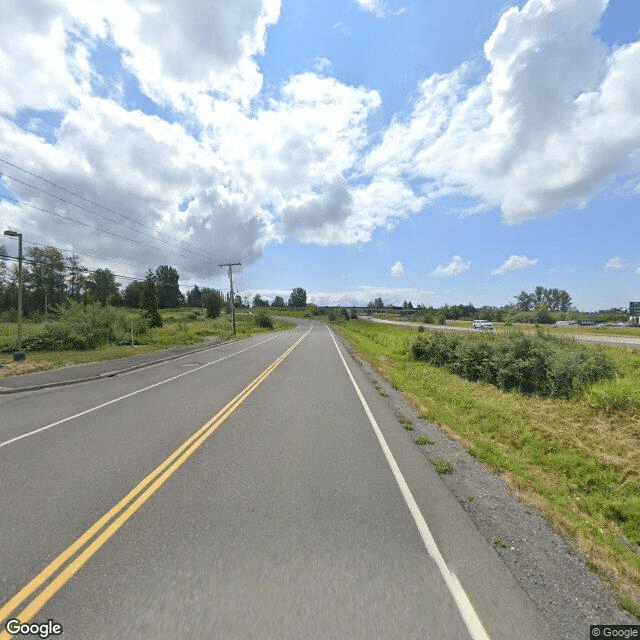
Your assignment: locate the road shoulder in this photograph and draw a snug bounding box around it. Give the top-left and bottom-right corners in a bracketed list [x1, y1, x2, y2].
[332, 327, 639, 640]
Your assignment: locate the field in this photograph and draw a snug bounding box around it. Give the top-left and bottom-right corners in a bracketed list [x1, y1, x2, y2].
[0, 307, 292, 377]
[333, 319, 640, 617]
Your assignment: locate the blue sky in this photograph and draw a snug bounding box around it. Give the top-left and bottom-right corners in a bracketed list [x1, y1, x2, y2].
[0, 0, 639, 310]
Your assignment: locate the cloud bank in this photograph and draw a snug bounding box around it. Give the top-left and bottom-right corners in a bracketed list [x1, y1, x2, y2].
[365, 0, 640, 223]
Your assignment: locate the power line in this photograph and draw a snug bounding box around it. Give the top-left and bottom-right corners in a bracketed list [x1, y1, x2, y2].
[1, 253, 145, 283]
[24, 241, 145, 271]
[0, 171, 212, 263]
[0, 157, 218, 262]
[0, 193, 205, 263]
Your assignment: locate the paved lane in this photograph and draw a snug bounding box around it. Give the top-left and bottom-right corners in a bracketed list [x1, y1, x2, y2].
[0, 322, 550, 639]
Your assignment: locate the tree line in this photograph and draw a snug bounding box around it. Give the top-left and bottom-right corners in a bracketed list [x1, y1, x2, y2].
[0, 244, 184, 319]
[514, 286, 572, 312]
[0, 242, 309, 321]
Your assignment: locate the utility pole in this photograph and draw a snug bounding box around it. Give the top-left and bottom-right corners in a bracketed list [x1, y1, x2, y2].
[3, 229, 25, 361]
[219, 262, 241, 334]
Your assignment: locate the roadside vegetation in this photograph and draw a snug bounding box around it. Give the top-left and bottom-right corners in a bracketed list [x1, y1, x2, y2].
[410, 329, 617, 400]
[0, 306, 292, 377]
[332, 319, 640, 617]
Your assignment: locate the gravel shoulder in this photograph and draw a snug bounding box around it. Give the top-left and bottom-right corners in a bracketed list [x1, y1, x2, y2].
[336, 331, 639, 639]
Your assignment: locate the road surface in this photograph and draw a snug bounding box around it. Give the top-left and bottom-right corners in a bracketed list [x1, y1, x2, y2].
[0, 321, 550, 639]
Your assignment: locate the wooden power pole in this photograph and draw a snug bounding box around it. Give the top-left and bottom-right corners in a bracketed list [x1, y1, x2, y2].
[219, 262, 241, 334]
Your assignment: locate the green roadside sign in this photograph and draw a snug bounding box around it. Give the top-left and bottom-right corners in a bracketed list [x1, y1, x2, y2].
[630, 302, 640, 315]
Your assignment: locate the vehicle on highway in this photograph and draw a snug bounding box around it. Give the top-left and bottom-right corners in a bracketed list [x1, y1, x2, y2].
[472, 319, 494, 330]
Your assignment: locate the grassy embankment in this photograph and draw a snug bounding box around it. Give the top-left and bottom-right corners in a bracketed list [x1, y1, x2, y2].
[333, 319, 640, 617]
[0, 307, 293, 377]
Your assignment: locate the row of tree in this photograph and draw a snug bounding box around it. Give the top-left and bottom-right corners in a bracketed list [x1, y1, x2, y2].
[0, 243, 188, 318]
[514, 286, 573, 312]
[250, 287, 307, 308]
[365, 286, 573, 317]
[0, 242, 310, 319]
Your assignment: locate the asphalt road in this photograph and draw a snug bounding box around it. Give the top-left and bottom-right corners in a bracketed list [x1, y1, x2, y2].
[0, 321, 551, 639]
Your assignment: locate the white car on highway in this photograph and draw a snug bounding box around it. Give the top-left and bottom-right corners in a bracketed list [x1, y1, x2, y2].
[472, 319, 494, 330]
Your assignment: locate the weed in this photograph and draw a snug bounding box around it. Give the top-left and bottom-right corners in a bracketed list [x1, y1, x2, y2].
[414, 436, 431, 445]
[398, 417, 414, 431]
[616, 596, 640, 619]
[432, 459, 454, 474]
[493, 538, 507, 548]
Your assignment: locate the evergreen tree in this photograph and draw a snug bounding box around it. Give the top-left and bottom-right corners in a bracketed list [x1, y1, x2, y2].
[154, 265, 181, 308]
[140, 277, 162, 327]
[288, 287, 307, 307]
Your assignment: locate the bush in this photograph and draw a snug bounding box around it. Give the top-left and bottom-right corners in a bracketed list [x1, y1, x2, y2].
[0, 335, 19, 353]
[21, 302, 150, 351]
[411, 331, 460, 367]
[202, 291, 224, 319]
[410, 329, 616, 399]
[254, 311, 273, 328]
[449, 336, 496, 383]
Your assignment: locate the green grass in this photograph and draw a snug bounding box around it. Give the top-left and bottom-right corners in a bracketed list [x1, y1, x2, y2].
[333, 320, 640, 615]
[0, 308, 293, 376]
[414, 436, 431, 445]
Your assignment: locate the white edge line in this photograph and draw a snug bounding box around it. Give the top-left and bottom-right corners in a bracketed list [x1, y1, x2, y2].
[0, 330, 299, 451]
[327, 326, 491, 640]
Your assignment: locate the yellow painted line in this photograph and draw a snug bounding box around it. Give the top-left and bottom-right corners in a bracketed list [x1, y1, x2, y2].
[0, 328, 310, 636]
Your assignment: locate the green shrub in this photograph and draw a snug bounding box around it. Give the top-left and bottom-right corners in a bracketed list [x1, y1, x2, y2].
[21, 302, 150, 351]
[254, 311, 273, 328]
[449, 336, 495, 383]
[411, 331, 460, 367]
[0, 336, 16, 354]
[411, 329, 616, 399]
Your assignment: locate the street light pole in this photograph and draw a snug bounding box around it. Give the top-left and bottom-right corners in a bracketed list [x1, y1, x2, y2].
[3, 229, 25, 361]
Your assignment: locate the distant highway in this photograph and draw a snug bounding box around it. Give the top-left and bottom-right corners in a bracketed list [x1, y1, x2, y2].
[0, 320, 550, 639]
[361, 316, 640, 349]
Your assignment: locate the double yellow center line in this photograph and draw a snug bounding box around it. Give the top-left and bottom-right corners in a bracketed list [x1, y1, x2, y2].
[0, 328, 310, 635]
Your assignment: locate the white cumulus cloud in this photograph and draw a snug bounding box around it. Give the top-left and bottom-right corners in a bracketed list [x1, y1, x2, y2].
[391, 261, 404, 278]
[353, 0, 388, 18]
[365, 0, 640, 223]
[429, 256, 470, 279]
[605, 256, 631, 270]
[491, 255, 539, 276]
